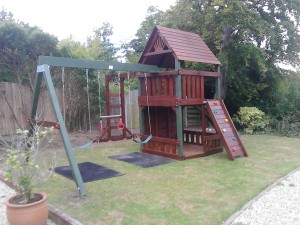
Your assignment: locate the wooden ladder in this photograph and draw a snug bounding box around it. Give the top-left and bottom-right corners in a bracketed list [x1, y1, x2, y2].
[206, 100, 248, 160]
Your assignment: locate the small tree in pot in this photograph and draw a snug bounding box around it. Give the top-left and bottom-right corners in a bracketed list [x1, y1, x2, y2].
[1, 124, 57, 225]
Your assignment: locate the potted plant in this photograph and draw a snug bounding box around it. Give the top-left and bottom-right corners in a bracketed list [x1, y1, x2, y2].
[1, 124, 57, 225]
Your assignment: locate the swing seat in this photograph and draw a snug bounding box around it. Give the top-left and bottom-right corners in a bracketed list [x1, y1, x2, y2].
[131, 134, 153, 144]
[77, 141, 93, 149]
[140, 134, 153, 144]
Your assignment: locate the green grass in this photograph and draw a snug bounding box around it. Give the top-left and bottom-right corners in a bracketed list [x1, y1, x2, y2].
[40, 135, 300, 225]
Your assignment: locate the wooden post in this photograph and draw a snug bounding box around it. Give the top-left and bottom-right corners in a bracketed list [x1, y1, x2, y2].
[175, 59, 184, 157]
[201, 104, 206, 151]
[215, 65, 221, 99]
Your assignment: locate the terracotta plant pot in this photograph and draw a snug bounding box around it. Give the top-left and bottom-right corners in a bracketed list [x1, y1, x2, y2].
[5, 192, 48, 225]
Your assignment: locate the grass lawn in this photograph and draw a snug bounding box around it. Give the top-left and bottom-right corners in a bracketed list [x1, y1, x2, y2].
[40, 134, 300, 225]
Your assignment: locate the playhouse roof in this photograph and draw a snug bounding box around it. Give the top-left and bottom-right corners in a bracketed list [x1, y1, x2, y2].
[139, 26, 221, 68]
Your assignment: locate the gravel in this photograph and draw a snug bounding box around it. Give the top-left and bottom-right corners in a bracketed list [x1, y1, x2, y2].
[225, 169, 300, 225]
[0, 181, 57, 225]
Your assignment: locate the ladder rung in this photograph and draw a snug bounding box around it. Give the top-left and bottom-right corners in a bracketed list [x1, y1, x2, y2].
[100, 115, 122, 119]
[109, 93, 120, 97]
[109, 105, 121, 108]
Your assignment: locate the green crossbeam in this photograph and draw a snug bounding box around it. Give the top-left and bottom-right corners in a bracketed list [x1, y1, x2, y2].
[39, 56, 160, 72]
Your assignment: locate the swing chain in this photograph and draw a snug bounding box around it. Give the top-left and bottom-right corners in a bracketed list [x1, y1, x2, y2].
[86, 69, 92, 135]
[61, 67, 66, 122]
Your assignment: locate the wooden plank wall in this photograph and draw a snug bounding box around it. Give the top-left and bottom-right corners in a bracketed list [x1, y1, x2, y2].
[181, 75, 204, 99]
[0, 82, 58, 136]
[124, 90, 139, 129]
[141, 76, 176, 96]
[143, 107, 176, 139]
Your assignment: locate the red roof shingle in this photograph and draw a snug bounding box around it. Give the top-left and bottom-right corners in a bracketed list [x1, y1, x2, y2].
[139, 26, 221, 68]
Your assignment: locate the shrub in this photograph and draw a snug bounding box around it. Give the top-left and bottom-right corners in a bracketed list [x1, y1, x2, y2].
[233, 107, 268, 134]
[1, 125, 56, 204]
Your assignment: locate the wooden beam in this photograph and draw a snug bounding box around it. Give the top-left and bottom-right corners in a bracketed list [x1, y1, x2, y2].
[180, 99, 206, 105]
[179, 70, 220, 77]
[27, 119, 60, 129]
[140, 135, 180, 145]
[143, 49, 173, 57]
[135, 71, 179, 77]
[39, 56, 160, 72]
[138, 96, 180, 107]
[135, 70, 221, 78]
[203, 135, 220, 141]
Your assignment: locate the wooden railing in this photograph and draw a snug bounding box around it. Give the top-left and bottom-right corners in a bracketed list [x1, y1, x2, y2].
[138, 71, 210, 106]
[183, 129, 222, 153]
[141, 75, 176, 97]
[141, 135, 179, 158]
[203, 135, 222, 153]
[181, 75, 205, 100]
[183, 130, 202, 145]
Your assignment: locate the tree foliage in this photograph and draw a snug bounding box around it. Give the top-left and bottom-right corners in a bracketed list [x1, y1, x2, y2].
[122, 6, 165, 63]
[0, 9, 118, 131]
[0, 10, 58, 88]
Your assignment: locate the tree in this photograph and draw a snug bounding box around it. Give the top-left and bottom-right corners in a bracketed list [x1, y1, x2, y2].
[87, 22, 118, 61]
[0, 8, 14, 22]
[122, 6, 165, 63]
[0, 9, 58, 128]
[58, 36, 91, 59]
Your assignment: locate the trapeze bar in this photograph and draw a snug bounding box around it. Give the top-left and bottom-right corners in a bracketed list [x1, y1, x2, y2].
[100, 114, 122, 119]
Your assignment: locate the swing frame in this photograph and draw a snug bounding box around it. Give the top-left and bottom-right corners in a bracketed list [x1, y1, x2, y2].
[32, 56, 160, 196]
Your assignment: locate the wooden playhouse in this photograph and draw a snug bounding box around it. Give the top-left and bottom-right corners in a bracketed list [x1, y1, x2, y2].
[137, 26, 248, 160]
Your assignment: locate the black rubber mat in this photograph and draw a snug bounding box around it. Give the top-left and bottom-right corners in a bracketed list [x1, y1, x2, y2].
[109, 152, 175, 168]
[54, 162, 124, 183]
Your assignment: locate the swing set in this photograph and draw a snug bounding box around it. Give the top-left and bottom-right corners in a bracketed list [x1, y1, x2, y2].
[30, 56, 159, 196]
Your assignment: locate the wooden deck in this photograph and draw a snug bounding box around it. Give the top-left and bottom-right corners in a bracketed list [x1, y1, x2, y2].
[183, 143, 205, 159]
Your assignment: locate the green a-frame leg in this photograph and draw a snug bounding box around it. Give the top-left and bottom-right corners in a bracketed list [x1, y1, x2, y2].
[31, 65, 86, 196]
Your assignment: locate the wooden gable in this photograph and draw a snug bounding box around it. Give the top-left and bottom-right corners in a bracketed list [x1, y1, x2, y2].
[139, 26, 221, 68]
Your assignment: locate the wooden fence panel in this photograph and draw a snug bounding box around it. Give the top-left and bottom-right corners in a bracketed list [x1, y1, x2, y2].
[0, 82, 59, 135]
[125, 90, 139, 130]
